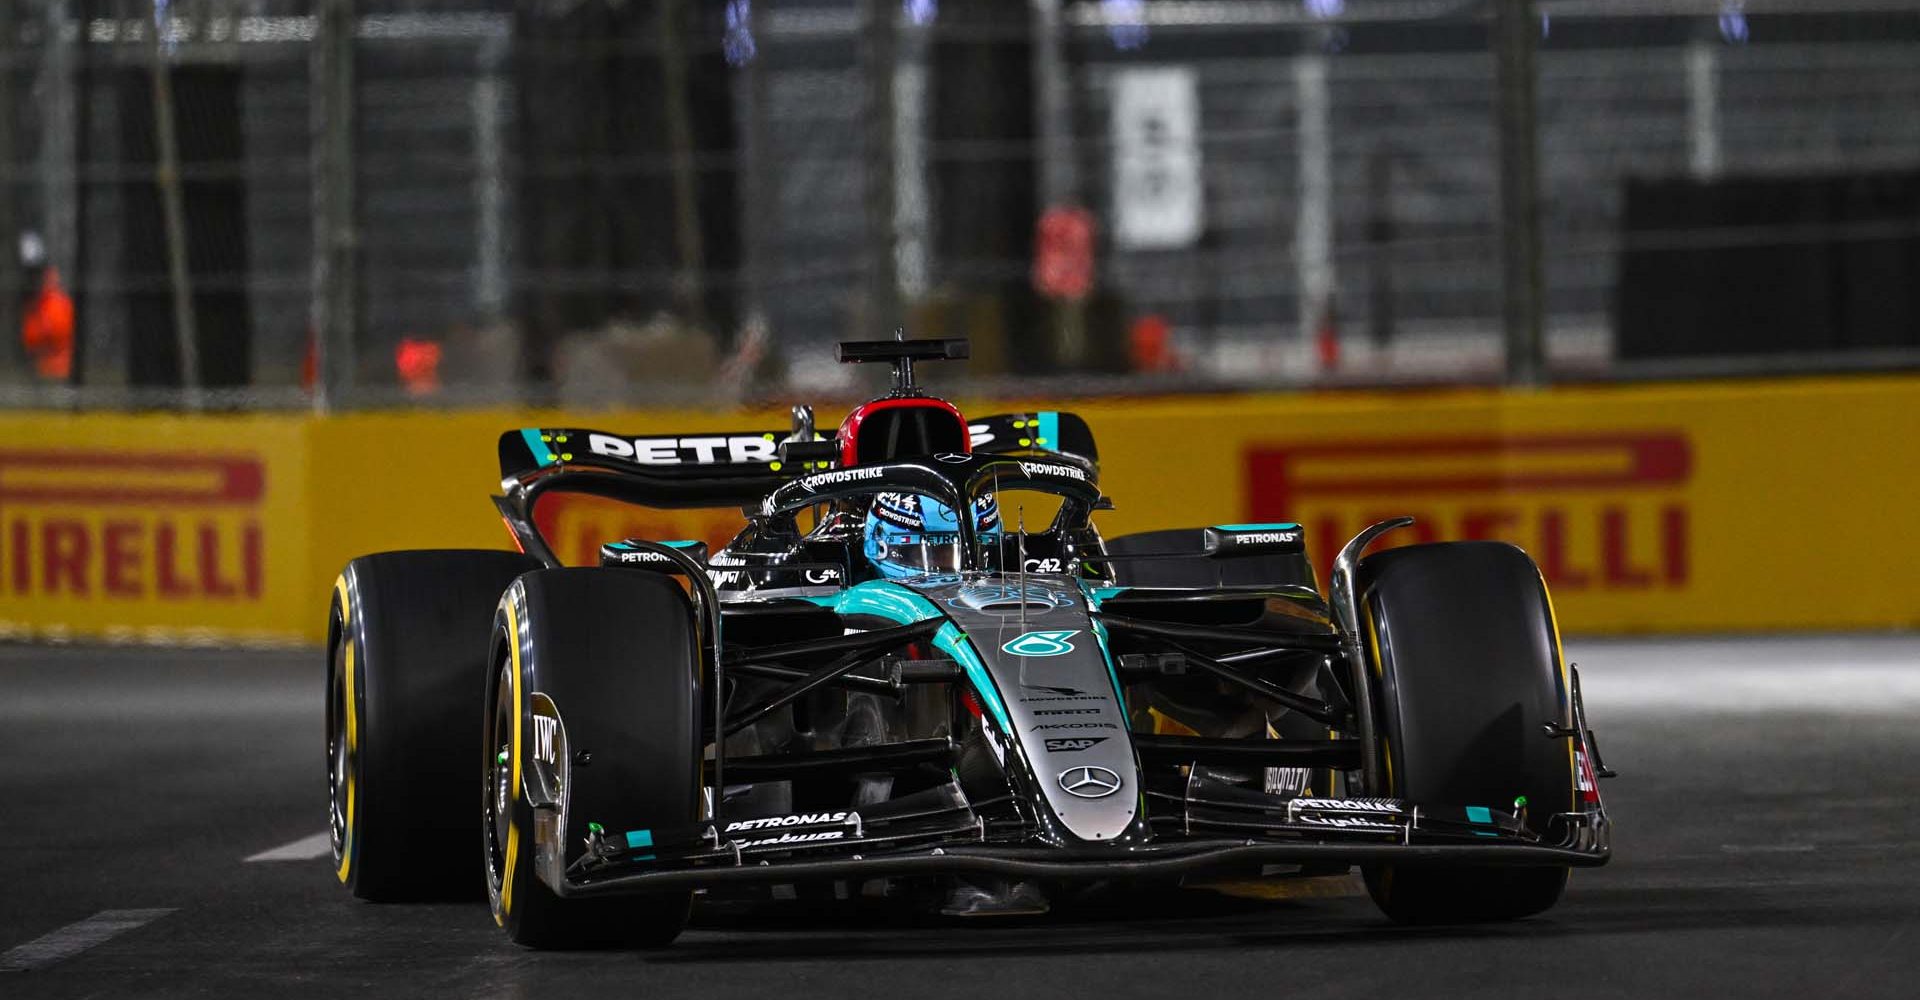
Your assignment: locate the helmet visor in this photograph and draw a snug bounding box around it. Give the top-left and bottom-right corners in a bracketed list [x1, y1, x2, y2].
[867, 528, 963, 579]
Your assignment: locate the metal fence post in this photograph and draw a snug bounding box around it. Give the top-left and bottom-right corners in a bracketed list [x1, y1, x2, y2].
[70, 0, 94, 389]
[1033, 0, 1086, 367]
[859, 0, 899, 337]
[1493, 0, 1544, 386]
[38, 0, 80, 386]
[739, 0, 774, 332]
[312, 0, 356, 412]
[660, 0, 709, 334]
[148, 0, 201, 408]
[0, 1, 18, 377]
[1687, 38, 1721, 180]
[1295, 53, 1333, 356]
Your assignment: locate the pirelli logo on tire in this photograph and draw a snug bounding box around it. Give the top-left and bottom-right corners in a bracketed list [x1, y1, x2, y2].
[1245, 433, 1694, 595]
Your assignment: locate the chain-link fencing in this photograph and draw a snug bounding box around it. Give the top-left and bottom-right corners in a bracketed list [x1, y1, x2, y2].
[1, 0, 1916, 410]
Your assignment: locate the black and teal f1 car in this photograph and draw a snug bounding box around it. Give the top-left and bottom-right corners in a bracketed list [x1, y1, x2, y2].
[325, 338, 1612, 948]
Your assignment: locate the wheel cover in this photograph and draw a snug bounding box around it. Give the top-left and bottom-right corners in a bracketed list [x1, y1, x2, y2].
[483, 657, 514, 916]
[326, 618, 351, 864]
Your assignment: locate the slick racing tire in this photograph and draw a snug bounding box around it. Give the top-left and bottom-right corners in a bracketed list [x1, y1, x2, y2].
[484, 569, 700, 949]
[1355, 542, 1576, 924]
[328, 550, 542, 902]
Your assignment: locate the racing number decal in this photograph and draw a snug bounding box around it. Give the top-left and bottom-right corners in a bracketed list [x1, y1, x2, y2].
[532, 715, 559, 766]
[1002, 630, 1080, 657]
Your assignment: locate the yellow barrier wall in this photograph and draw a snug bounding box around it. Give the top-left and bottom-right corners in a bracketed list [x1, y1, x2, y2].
[0, 413, 310, 644]
[12, 373, 1916, 643]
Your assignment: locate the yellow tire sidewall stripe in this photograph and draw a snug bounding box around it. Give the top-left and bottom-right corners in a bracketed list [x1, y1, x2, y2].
[499, 592, 524, 918]
[333, 574, 356, 885]
[1363, 603, 1394, 795]
[1539, 576, 1578, 814]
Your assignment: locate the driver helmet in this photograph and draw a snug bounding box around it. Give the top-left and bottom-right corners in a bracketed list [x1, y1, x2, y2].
[863, 491, 1000, 580]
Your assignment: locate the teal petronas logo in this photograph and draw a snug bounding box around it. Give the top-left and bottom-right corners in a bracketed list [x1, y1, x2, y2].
[1001, 630, 1080, 657]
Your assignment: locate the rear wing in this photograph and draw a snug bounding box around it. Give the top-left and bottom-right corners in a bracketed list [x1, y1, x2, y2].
[497, 427, 816, 512]
[494, 409, 1098, 559]
[967, 411, 1099, 468]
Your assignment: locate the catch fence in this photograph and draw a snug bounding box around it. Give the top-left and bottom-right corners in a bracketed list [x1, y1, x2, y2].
[1, 0, 1916, 409]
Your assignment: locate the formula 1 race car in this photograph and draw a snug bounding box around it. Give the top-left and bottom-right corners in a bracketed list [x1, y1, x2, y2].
[325, 338, 1612, 948]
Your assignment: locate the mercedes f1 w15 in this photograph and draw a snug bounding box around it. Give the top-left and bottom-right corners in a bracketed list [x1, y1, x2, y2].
[326, 338, 1613, 948]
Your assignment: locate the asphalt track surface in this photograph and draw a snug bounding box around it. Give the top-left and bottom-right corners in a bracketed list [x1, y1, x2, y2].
[3, 636, 1917, 999]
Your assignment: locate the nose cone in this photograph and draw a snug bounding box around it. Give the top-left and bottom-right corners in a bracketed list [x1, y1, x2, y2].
[926, 577, 1144, 845]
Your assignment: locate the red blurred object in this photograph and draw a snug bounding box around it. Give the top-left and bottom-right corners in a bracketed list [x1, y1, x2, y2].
[395, 337, 443, 396]
[20, 267, 74, 381]
[1128, 313, 1179, 373]
[301, 330, 317, 390]
[1314, 305, 1340, 370]
[1032, 205, 1095, 302]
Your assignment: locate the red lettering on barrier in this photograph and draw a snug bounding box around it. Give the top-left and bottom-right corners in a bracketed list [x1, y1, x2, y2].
[1600, 506, 1651, 588]
[0, 452, 268, 602]
[10, 519, 27, 592]
[43, 520, 90, 595]
[0, 453, 263, 505]
[1664, 504, 1689, 586]
[1247, 433, 1694, 595]
[0, 516, 263, 600]
[199, 523, 237, 598]
[533, 492, 743, 568]
[103, 520, 142, 597]
[155, 522, 193, 599]
[1538, 510, 1589, 589]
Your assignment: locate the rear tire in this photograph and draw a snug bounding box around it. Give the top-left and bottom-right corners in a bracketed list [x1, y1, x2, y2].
[1355, 542, 1575, 924]
[328, 550, 542, 901]
[483, 568, 700, 949]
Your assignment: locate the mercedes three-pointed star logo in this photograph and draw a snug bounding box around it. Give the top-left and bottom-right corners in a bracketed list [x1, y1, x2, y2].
[1057, 765, 1123, 799]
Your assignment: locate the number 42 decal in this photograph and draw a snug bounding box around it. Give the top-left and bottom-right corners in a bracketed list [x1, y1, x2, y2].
[1002, 630, 1079, 657]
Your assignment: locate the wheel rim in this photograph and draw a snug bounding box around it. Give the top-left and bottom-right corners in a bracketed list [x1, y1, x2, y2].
[327, 616, 351, 863]
[483, 656, 514, 909]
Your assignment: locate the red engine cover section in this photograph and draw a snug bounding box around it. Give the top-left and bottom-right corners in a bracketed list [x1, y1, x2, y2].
[837, 397, 971, 467]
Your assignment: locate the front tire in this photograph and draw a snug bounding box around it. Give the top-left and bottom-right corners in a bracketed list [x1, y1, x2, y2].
[483, 568, 700, 949]
[1355, 541, 1575, 924]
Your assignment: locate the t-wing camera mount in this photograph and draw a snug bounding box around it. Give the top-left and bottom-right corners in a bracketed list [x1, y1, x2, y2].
[835, 335, 969, 396]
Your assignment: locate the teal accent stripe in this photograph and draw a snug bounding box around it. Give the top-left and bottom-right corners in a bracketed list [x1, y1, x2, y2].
[935, 622, 1010, 734]
[624, 829, 654, 849]
[1081, 584, 1127, 611]
[520, 428, 553, 467]
[797, 582, 1010, 735]
[1213, 522, 1301, 532]
[1465, 806, 1492, 824]
[661, 540, 701, 549]
[1036, 411, 1060, 451]
[798, 580, 942, 622]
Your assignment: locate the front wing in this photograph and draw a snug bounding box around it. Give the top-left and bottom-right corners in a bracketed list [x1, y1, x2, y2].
[548, 781, 1610, 898]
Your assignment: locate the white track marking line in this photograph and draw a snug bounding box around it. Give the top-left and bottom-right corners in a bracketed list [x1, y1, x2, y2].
[1566, 638, 1920, 716]
[245, 831, 332, 862]
[0, 909, 176, 973]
